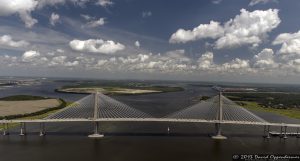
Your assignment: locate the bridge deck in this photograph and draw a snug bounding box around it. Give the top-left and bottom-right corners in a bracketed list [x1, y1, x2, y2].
[1, 118, 300, 128]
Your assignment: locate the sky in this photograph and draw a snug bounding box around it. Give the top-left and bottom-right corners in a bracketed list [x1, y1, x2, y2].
[1, 0, 300, 84]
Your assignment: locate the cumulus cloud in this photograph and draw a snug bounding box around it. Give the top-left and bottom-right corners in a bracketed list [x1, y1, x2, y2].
[135, 41, 140, 48]
[96, 0, 113, 7]
[197, 52, 214, 70]
[0, 35, 30, 48]
[85, 18, 106, 28]
[221, 58, 251, 73]
[170, 9, 280, 49]
[50, 13, 60, 26]
[215, 9, 280, 49]
[0, 0, 38, 28]
[142, 11, 152, 18]
[273, 30, 300, 55]
[169, 21, 224, 43]
[249, 0, 276, 6]
[253, 48, 277, 69]
[69, 39, 125, 54]
[22, 50, 40, 62]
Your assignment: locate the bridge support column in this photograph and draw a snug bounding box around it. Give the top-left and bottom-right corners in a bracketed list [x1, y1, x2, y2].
[283, 126, 288, 139]
[296, 127, 300, 138]
[19, 122, 26, 136]
[88, 121, 104, 138]
[212, 123, 227, 140]
[39, 123, 45, 136]
[2, 123, 9, 135]
[263, 125, 270, 139]
[280, 126, 284, 138]
[212, 91, 227, 140]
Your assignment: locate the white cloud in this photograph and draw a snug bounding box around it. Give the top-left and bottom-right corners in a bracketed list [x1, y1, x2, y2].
[49, 56, 66, 66]
[80, 14, 93, 20]
[273, 30, 300, 55]
[0, 35, 29, 48]
[50, 13, 60, 26]
[253, 48, 277, 69]
[0, 0, 38, 28]
[197, 52, 214, 70]
[212, 0, 222, 4]
[37, 0, 90, 8]
[215, 9, 280, 49]
[96, 0, 113, 7]
[69, 39, 125, 54]
[22, 50, 40, 62]
[85, 18, 106, 28]
[135, 41, 140, 47]
[142, 11, 152, 18]
[169, 21, 224, 44]
[249, 0, 276, 6]
[56, 49, 65, 53]
[170, 9, 280, 49]
[221, 58, 250, 71]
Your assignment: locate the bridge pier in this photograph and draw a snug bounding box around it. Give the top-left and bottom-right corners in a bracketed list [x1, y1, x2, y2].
[88, 122, 104, 138]
[2, 123, 9, 135]
[212, 91, 227, 140]
[263, 125, 271, 139]
[19, 122, 26, 136]
[283, 126, 288, 139]
[39, 123, 45, 136]
[297, 127, 300, 138]
[212, 123, 227, 140]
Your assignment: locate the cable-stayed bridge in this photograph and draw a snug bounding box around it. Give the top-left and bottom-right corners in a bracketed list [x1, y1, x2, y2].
[1, 92, 300, 139]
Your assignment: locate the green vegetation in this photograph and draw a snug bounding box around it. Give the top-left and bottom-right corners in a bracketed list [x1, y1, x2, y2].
[0, 95, 50, 101]
[224, 92, 300, 109]
[237, 101, 300, 119]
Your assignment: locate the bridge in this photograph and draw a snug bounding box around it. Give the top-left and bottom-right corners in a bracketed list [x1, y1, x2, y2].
[1, 92, 300, 139]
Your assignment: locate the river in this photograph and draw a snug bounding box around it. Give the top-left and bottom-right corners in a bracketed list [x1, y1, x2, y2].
[0, 80, 299, 161]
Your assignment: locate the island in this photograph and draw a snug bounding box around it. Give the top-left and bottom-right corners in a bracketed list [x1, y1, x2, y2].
[55, 81, 184, 95]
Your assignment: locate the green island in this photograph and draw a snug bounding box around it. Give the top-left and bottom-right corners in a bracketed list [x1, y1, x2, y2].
[55, 82, 184, 95]
[0, 95, 68, 129]
[224, 92, 300, 119]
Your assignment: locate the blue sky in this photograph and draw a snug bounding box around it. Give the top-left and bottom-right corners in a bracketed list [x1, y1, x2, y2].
[1, 0, 300, 84]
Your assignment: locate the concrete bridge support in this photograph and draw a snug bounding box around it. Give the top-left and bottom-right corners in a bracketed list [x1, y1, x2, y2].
[88, 92, 104, 138]
[212, 91, 227, 140]
[2, 123, 9, 135]
[212, 123, 227, 139]
[19, 122, 26, 136]
[263, 125, 271, 139]
[39, 123, 45, 136]
[88, 121, 104, 138]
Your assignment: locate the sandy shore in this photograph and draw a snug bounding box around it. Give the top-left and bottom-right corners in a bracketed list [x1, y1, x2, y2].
[0, 99, 60, 117]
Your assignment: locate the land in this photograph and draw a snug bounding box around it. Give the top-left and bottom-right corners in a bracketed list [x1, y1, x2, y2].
[0, 95, 67, 120]
[0, 99, 60, 117]
[236, 101, 300, 120]
[223, 92, 300, 119]
[56, 81, 184, 95]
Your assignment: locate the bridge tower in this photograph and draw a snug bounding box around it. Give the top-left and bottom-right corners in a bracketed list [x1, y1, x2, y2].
[88, 91, 104, 138]
[212, 91, 227, 139]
